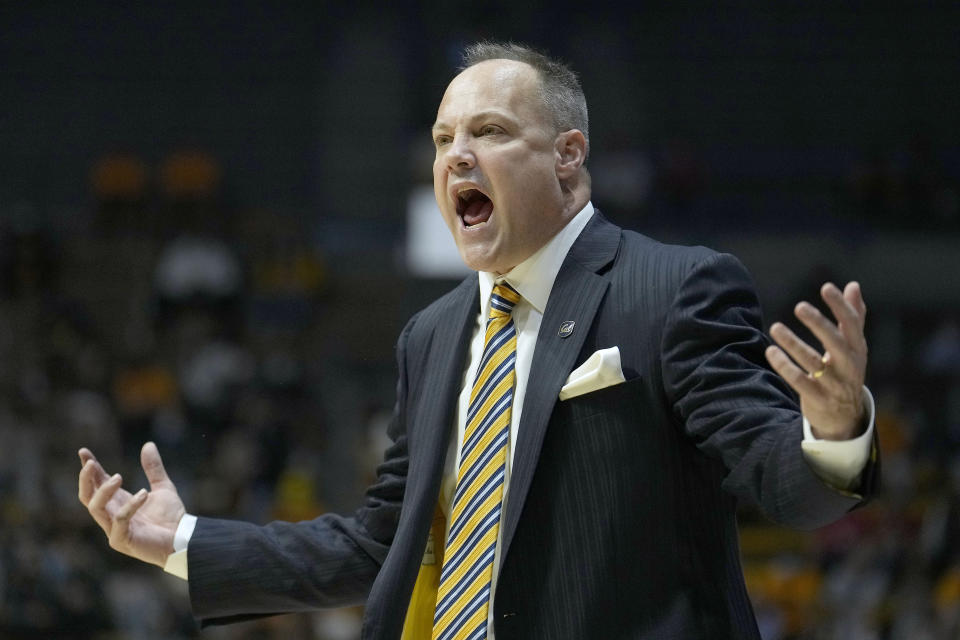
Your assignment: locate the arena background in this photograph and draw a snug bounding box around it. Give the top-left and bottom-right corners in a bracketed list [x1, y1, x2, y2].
[2, 2, 959, 638]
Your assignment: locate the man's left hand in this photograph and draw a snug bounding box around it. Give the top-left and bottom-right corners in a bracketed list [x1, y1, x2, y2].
[765, 281, 868, 441]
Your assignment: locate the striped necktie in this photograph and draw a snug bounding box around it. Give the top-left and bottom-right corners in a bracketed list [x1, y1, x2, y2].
[432, 281, 521, 640]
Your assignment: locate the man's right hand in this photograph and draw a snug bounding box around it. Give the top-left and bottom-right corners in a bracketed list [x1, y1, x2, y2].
[78, 442, 185, 568]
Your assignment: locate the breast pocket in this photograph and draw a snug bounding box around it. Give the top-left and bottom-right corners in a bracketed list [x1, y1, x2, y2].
[559, 375, 644, 424]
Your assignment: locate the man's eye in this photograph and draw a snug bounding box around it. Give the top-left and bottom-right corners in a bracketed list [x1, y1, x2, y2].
[479, 125, 501, 136]
[434, 136, 451, 147]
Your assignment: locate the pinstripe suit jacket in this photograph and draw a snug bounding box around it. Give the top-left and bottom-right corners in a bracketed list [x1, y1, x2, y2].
[188, 211, 877, 639]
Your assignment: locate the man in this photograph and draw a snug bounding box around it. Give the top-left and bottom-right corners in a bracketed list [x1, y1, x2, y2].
[79, 42, 876, 639]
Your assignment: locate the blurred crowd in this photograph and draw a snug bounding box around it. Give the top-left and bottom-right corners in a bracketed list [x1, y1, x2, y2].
[0, 151, 373, 638]
[0, 143, 958, 640]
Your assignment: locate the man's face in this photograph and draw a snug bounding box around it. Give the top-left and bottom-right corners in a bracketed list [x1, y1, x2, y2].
[432, 60, 569, 274]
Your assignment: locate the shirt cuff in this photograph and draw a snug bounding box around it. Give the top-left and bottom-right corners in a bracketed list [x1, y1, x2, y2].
[800, 386, 876, 492]
[162, 513, 197, 580]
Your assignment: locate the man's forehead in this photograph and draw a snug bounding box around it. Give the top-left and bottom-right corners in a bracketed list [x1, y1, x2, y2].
[446, 59, 536, 95]
[434, 59, 540, 126]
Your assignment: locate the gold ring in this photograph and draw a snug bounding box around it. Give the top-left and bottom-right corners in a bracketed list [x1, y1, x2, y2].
[812, 354, 829, 379]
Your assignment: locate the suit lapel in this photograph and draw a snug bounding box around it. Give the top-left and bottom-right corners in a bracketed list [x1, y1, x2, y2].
[410, 278, 479, 490]
[500, 212, 622, 566]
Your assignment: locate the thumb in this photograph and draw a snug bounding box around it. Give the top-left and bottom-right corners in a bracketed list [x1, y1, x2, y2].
[140, 441, 173, 490]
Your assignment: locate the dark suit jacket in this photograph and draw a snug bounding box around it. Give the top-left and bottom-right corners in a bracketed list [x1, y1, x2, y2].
[187, 211, 877, 639]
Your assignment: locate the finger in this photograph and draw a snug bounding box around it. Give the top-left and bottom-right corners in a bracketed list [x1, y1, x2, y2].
[794, 301, 849, 368]
[109, 488, 148, 551]
[769, 322, 823, 374]
[765, 345, 822, 399]
[78, 448, 111, 501]
[78, 447, 96, 467]
[80, 450, 109, 479]
[141, 442, 173, 491]
[78, 459, 108, 506]
[820, 283, 866, 348]
[843, 281, 867, 322]
[87, 473, 124, 534]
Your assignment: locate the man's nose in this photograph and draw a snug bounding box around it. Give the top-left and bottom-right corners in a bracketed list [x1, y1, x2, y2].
[445, 135, 475, 172]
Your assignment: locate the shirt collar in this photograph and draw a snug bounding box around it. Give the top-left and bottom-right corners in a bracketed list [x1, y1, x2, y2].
[478, 201, 595, 315]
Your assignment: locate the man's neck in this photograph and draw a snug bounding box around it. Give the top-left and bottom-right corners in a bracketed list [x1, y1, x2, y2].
[480, 201, 595, 314]
[490, 186, 591, 277]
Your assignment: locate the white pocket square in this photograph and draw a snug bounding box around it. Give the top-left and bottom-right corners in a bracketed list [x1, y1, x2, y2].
[558, 346, 627, 400]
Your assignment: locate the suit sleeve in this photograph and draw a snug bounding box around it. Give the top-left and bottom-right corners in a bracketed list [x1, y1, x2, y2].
[187, 314, 419, 626]
[659, 253, 878, 530]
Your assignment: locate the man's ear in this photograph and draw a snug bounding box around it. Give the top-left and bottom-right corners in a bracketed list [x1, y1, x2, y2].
[555, 129, 587, 179]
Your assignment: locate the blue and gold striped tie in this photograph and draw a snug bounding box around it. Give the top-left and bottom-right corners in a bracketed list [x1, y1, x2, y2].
[432, 281, 521, 640]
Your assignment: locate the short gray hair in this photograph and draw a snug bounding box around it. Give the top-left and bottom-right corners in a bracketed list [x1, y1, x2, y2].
[462, 41, 589, 158]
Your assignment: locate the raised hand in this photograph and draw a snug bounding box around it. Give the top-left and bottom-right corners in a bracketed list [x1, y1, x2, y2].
[765, 282, 868, 440]
[78, 442, 185, 567]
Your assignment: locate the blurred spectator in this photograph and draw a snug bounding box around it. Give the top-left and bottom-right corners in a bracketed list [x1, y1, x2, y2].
[154, 235, 243, 311]
[90, 152, 151, 235]
[918, 318, 960, 374]
[159, 149, 224, 236]
[244, 212, 328, 336]
[844, 133, 960, 232]
[113, 351, 181, 457]
[0, 211, 60, 300]
[178, 339, 254, 412]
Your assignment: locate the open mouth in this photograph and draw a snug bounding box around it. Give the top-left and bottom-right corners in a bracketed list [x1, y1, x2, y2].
[456, 189, 493, 227]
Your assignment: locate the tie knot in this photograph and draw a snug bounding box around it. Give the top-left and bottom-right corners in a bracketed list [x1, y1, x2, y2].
[489, 281, 521, 319]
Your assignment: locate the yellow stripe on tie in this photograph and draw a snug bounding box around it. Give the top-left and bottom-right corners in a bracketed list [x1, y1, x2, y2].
[445, 458, 506, 533]
[435, 523, 501, 608]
